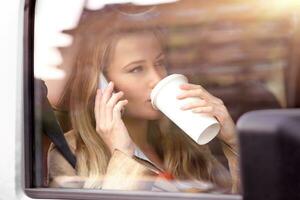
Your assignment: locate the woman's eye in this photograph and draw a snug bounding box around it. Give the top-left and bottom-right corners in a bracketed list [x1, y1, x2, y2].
[155, 59, 166, 67]
[129, 66, 143, 73]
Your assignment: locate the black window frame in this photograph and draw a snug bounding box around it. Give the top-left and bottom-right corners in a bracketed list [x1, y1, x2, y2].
[23, 0, 242, 199]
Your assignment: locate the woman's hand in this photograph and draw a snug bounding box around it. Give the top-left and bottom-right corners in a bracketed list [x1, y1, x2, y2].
[176, 83, 237, 147]
[94, 81, 134, 156]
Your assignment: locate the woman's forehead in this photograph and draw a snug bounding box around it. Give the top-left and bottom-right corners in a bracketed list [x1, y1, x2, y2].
[116, 32, 160, 51]
[110, 33, 162, 64]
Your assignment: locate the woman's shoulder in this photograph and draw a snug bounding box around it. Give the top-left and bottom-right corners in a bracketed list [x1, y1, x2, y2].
[64, 130, 77, 151]
[48, 130, 77, 154]
[47, 130, 77, 184]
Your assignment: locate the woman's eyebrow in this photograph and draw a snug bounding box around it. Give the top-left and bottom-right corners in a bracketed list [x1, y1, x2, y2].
[122, 60, 145, 70]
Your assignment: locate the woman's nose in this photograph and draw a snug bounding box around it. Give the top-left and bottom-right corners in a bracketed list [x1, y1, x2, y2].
[149, 69, 165, 89]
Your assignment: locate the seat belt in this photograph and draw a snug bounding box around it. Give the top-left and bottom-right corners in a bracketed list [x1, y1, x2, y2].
[35, 79, 76, 168]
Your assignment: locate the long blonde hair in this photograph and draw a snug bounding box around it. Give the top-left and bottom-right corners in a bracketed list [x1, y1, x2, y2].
[62, 21, 231, 189]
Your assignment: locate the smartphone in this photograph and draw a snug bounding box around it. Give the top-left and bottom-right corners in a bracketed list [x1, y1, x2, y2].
[99, 73, 125, 114]
[99, 73, 110, 92]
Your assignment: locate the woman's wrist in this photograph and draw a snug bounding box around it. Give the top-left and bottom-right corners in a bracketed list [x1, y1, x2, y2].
[218, 125, 239, 153]
[224, 135, 238, 148]
[218, 118, 238, 147]
[220, 136, 239, 157]
[226, 139, 239, 154]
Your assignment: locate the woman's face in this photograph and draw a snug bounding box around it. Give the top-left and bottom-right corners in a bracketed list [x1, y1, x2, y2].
[106, 32, 168, 120]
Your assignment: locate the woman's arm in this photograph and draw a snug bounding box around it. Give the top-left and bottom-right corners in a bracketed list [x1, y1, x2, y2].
[220, 140, 240, 193]
[177, 83, 241, 193]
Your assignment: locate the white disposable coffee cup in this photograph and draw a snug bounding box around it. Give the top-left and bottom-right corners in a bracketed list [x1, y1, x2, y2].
[151, 74, 220, 145]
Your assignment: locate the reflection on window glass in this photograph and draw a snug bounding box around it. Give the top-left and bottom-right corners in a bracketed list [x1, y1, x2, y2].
[34, 0, 298, 195]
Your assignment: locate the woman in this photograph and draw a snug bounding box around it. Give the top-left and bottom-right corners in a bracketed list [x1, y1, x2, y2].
[48, 25, 240, 193]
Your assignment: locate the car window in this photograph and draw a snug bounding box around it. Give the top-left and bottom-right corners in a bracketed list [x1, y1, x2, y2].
[27, 0, 300, 199]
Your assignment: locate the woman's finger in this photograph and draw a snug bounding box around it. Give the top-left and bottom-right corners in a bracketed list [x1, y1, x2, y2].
[180, 99, 207, 110]
[94, 89, 102, 124]
[179, 83, 203, 90]
[101, 81, 114, 104]
[113, 100, 128, 120]
[106, 91, 124, 122]
[192, 106, 214, 113]
[177, 88, 209, 100]
[100, 82, 114, 124]
[192, 105, 227, 124]
[178, 84, 223, 105]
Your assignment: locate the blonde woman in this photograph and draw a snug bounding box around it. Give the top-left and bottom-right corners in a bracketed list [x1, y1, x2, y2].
[47, 26, 240, 193]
